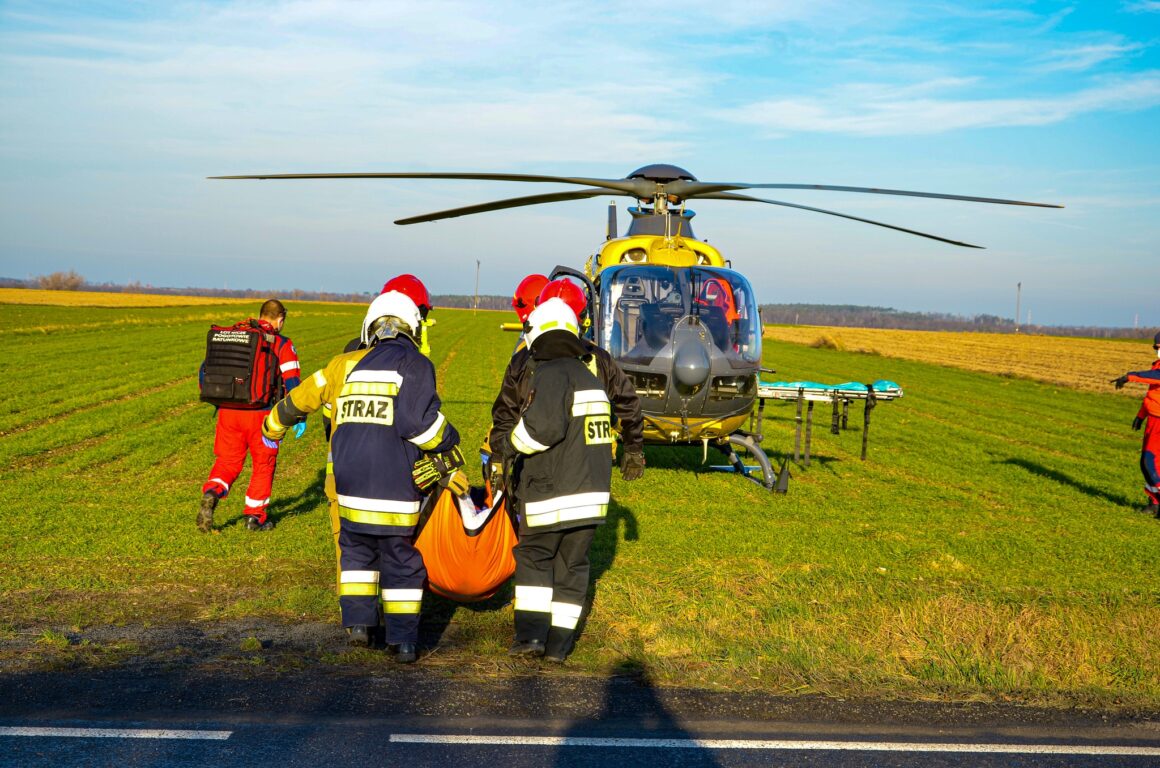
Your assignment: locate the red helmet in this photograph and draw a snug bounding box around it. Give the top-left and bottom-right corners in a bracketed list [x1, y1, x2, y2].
[512, 274, 549, 323]
[381, 274, 431, 318]
[538, 278, 587, 320]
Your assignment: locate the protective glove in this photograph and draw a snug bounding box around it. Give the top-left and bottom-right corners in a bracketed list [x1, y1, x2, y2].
[1133, 415, 1146, 431]
[412, 456, 442, 491]
[620, 447, 646, 481]
[412, 446, 467, 491]
[262, 436, 280, 450]
[292, 421, 307, 439]
[1112, 375, 1129, 390]
[441, 469, 470, 497]
[488, 461, 506, 495]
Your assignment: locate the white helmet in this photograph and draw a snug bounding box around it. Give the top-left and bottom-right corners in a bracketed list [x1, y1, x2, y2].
[525, 297, 579, 347]
[362, 290, 422, 345]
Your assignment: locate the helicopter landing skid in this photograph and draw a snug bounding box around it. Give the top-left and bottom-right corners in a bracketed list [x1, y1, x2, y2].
[706, 433, 788, 493]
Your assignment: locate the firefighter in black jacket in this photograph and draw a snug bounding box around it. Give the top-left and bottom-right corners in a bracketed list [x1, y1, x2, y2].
[487, 278, 645, 493]
[501, 297, 614, 662]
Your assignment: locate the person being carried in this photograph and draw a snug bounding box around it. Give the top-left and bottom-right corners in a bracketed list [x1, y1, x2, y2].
[197, 299, 301, 533]
[263, 281, 462, 662]
[499, 297, 614, 662]
[1112, 330, 1160, 517]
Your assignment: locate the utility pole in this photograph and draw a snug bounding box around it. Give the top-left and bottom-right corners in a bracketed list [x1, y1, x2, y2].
[1014, 282, 1021, 334]
[473, 260, 480, 315]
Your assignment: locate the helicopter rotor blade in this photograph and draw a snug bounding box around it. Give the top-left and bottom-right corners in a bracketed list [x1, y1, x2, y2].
[209, 171, 651, 197]
[394, 188, 616, 225]
[673, 181, 1062, 209]
[700, 191, 985, 248]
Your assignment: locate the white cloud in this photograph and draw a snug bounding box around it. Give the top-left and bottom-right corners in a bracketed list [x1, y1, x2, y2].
[717, 72, 1160, 136]
[1038, 41, 1145, 72]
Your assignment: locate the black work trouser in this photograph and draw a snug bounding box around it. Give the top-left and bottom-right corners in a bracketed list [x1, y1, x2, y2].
[512, 525, 596, 658]
[338, 528, 425, 644]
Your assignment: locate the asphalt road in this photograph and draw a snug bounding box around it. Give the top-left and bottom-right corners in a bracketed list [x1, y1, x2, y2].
[2, 621, 1158, 767]
[4, 666, 1160, 767]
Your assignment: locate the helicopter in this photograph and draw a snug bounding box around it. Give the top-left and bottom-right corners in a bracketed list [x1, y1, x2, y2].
[212, 164, 1061, 488]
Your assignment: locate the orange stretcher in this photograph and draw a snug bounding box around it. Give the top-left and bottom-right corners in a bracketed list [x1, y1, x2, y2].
[414, 488, 517, 602]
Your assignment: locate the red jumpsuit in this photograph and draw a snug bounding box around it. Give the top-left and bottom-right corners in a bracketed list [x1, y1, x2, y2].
[1128, 359, 1160, 507]
[202, 321, 300, 524]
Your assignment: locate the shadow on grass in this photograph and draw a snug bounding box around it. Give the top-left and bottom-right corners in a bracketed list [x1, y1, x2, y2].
[266, 467, 328, 525]
[999, 457, 1136, 508]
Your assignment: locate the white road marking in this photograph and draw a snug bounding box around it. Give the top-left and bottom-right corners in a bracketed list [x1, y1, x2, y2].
[0, 727, 231, 740]
[389, 734, 1160, 756]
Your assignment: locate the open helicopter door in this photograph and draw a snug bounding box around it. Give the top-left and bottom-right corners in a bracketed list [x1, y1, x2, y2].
[414, 487, 517, 602]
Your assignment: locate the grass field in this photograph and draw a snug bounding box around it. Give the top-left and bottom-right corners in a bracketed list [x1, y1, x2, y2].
[2, 294, 1158, 709]
[765, 324, 1152, 394]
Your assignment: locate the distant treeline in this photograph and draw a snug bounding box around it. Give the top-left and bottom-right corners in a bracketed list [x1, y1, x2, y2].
[760, 303, 1156, 340]
[4, 275, 1153, 339]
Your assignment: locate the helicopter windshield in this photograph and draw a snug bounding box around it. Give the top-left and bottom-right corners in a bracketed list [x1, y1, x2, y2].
[600, 266, 761, 365]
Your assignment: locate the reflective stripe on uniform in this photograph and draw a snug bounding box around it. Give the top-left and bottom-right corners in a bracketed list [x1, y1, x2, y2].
[409, 411, 447, 450]
[523, 489, 611, 527]
[209, 477, 230, 493]
[337, 494, 421, 528]
[312, 369, 327, 387]
[572, 388, 611, 417]
[346, 369, 404, 386]
[280, 360, 300, 374]
[382, 588, 423, 615]
[244, 496, 269, 509]
[551, 601, 583, 630]
[339, 570, 379, 597]
[511, 419, 549, 454]
[339, 381, 399, 397]
[514, 585, 553, 613]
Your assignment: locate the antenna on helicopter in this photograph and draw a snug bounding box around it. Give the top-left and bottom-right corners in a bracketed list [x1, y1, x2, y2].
[607, 201, 617, 241]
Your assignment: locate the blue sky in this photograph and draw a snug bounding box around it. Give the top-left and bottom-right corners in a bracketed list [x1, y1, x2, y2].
[1, 1, 1156, 326]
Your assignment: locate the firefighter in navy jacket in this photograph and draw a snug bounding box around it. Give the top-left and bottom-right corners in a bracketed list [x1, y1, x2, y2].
[502, 297, 614, 662]
[264, 285, 462, 662]
[1113, 330, 1160, 515]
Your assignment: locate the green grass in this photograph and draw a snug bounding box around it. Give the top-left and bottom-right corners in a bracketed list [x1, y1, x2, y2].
[1, 301, 1157, 708]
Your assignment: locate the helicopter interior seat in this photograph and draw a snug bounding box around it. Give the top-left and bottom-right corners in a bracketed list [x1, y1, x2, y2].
[637, 303, 673, 349]
[698, 305, 731, 350]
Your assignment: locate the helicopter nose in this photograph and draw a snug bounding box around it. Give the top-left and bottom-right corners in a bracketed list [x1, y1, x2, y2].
[672, 338, 711, 390]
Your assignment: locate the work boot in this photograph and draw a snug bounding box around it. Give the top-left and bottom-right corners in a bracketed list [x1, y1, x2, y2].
[393, 642, 418, 664]
[347, 625, 369, 647]
[245, 515, 275, 531]
[507, 639, 545, 657]
[196, 492, 218, 533]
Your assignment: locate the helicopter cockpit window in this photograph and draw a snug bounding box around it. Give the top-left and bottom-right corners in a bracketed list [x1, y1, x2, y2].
[600, 266, 684, 363]
[690, 268, 762, 365]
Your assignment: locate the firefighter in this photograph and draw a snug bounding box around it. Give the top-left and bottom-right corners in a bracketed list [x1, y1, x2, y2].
[263, 283, 463, 662]
[320, 276, 435, 587]
[487, 278, 645, 495]
[1112, 330, 1160, 516]
[197, 299, 301, 533]
[500, 297, 614, 662]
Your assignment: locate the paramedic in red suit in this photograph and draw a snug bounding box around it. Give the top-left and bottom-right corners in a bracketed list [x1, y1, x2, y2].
[1112, 330, 1160, 517]
[198, 299, 301, 532]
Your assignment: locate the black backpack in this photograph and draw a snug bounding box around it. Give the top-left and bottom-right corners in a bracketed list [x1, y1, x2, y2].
[199, 319, 282, 409]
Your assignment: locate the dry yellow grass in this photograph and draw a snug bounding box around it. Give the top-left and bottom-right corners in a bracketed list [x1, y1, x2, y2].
[0, 288, 252, 308]
[765, 325, 1153, 394]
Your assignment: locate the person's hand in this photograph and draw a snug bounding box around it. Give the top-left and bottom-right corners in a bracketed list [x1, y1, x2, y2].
[1133, 416, 1145, 431]
[1112, 375, 1129, 390]
[262, 436, 280, 450]
[488, 462, 505, 495]
[441, 470, 470, 496]
[412, 457, 440, 491]
[620, 448, 646, 481]
[292, 422, 307, 439]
